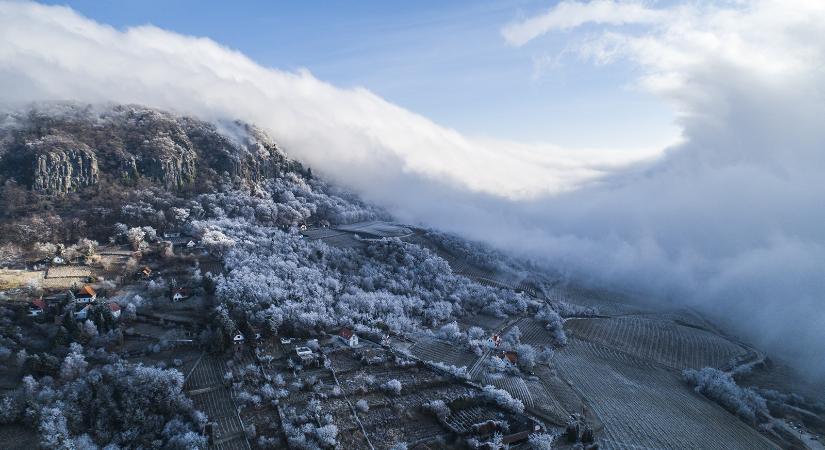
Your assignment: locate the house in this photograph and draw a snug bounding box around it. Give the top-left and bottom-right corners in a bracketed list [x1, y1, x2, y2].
[280, 337, 294, 345]
[52, 256, 65, 265]
[298, 222, 308, 231]
[108, 302, 121, 319]
[75, 304, 92, 321]
[171, 288, 190, 302]
[28, 298, 46, 317]
[141, 266, 152, 279]
[75, 285, 97, 304]
[163, 232, 181, 238]
[497, 351, 518, 365]
[487, 334, 501, 348]
[339, 328, 359, 347]
[294, 346, 319, 366]
[232, 330, 245, 344]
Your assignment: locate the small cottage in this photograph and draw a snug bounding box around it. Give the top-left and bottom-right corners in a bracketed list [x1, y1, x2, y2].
[339, 328, 359, 348]
[171, 288, 190, 302]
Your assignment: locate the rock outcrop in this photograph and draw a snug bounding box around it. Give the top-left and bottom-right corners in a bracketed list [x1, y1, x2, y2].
[28, 135, 99, 194]
[0, 104, 304, 196]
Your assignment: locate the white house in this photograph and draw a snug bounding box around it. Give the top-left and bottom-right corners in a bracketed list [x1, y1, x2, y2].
[75, 285, 97, 304]
[171, 288, 190, 302]
[75, 304, 92, 321]
[339, 328, 359, 347]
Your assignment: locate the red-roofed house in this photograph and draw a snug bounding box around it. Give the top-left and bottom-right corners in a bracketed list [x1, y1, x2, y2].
[75, 285, 97, 304]
[108, 302, 121, 319]
[339, 327, 359, 347]
[29, 298, 46, 317]
[499, 351, 518, 365]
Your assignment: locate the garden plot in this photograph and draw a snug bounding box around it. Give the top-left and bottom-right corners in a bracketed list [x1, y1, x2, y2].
[409, 337, 479, 369]
[566, 316, 751, 370]
[335, 221, 412, 238]
[553, 338, 775, 450]
[0, 269, 42, 290]
[45, 265, 92, 279]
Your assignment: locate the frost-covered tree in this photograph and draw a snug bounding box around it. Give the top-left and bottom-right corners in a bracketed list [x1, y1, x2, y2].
[382, 379, 402, 395]
[126, 227, 146, 250]
[528, 432, 555, 449]
[481, 384, 525, 414]
[60, 344, 87, 381]
[683, 367, 768, 423]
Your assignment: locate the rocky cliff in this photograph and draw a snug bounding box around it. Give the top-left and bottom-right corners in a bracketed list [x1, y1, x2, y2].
[0, 104, 300, 196]
[28, 135, 99, 194]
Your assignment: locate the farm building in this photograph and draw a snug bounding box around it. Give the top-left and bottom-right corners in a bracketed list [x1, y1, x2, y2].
[171, 288, 190, 302]
[339, 327, 359, 347]
[293, 346, 321, 367]
[28, 298, 46, 317]
[488, 334, 501, 348]
[497, 351, 518, 365]
[75, 285, 97, 303]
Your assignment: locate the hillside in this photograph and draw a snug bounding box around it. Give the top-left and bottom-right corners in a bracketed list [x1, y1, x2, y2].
[0, 104, 822, 449]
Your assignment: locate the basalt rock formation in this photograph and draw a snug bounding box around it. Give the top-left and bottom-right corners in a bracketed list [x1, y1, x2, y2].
[0, 103, 302, 196]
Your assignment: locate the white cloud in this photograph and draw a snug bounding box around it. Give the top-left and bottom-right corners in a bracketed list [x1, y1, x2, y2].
[0, 1, 653, 202]
[502, 0, 668, 47]
[1, 1, 825, 380]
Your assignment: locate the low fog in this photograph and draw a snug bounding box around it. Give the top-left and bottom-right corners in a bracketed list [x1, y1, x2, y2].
[1, 1, 823, 381]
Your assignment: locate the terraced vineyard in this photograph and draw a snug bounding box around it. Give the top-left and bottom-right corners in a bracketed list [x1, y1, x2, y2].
[523, 377, 570, 424]
[409, 337, 479, 369]
[517, 318, 559, 348]
[335, 221, 412, 238]
[553, 338, 775, 450]
[444, 405, 502, 433]
[482, 373, 534, 409]
[184, 355, 250, 450]
[566, 316, 752, 370]
[301, 228, 365, 249]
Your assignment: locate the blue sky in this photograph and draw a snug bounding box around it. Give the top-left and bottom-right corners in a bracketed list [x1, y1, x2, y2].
[41, 0, 678, 149]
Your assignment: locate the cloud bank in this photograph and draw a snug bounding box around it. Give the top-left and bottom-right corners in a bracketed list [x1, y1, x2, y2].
[1, 1, 824, 380]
